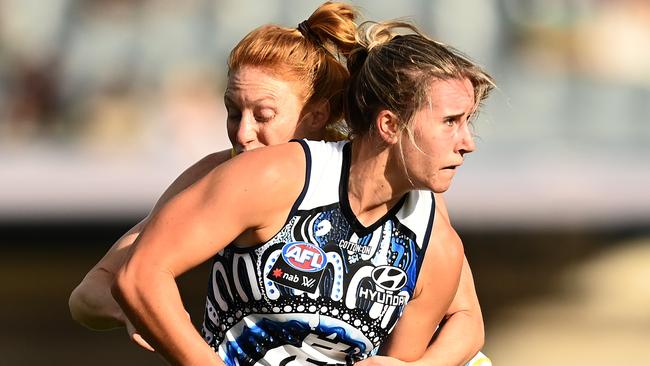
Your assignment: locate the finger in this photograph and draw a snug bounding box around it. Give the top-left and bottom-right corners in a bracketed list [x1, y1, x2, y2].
[131, 332, 155, 352]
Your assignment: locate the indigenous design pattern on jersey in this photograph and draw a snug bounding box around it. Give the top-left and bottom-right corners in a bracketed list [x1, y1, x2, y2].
[201, 140, 435, 366]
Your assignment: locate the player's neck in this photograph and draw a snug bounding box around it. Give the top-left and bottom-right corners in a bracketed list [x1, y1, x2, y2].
[346, 138, 406, 227]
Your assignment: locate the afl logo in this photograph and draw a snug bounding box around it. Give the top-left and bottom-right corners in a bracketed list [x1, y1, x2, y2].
[371, 266, 407, 291]
[281, 242, 328, 272]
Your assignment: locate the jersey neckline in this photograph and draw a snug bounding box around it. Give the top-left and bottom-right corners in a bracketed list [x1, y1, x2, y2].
[338, 141, 408, 236]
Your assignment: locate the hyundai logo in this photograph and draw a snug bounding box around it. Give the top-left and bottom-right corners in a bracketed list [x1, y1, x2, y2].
[371, 266, 407, 291]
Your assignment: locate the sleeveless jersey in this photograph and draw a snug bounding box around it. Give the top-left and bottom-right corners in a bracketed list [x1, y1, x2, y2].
[201, 140, 436, 365]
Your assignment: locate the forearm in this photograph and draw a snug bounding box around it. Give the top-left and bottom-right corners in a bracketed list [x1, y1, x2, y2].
[113, 268, 221, 366]
[418, 258, 484, 366]
[69, 219, 146, 330]
[418, 311, 484, 366]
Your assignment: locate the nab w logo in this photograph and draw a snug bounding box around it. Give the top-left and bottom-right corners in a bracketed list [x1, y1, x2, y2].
[281, 242, 328, 272]
[371, 266, 407, 291]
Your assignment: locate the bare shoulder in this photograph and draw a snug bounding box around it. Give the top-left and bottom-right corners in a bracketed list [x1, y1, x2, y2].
[194, 149, 233, 170]
[135, 142, 308, 262]
[431, 213, 464, 266]
[195, 142, 308, 234]
[205, 142, 305, 186]
[230, 141, 303, 175]
[152, 149, 232, 213]
[167, 150, 232, 190]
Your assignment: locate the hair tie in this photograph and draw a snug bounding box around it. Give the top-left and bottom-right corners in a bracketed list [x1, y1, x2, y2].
[297, 20, 322, 47]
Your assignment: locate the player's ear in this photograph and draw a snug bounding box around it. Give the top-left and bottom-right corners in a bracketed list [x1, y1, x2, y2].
[375, 110, 399, 145]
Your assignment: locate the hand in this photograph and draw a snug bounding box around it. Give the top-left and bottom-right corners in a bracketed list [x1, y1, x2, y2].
[355, 356, 409, 366]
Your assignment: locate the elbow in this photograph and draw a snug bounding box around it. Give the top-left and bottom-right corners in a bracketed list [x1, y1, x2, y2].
[68, 283, 116, 330]
[68, 285, 89, 326]
[68, 281, 105, 329]
[69, 275, 124, 330]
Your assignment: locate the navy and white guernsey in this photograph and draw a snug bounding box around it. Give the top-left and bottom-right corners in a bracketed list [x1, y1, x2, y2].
[201, 140, 436, 365]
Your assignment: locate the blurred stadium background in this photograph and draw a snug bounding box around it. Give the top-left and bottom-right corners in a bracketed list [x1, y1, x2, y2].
[1, 0, 648, 365]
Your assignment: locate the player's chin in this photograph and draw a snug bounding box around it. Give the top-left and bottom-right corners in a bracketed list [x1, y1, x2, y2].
[429, 178, 453, 193]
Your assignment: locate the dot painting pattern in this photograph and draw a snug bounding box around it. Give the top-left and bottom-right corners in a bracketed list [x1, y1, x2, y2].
[201, 141, 435, 365]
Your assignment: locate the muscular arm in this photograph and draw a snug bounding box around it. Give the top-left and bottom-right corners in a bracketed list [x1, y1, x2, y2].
[112, 143, 305, 365]
[361, 194, 484, 366]
[422, 258, 484, 366]
[68, 150, 232, 331]
[377, 204, 465, 362]
[421, 194, 484, 366]
[69, 220, 147, 330]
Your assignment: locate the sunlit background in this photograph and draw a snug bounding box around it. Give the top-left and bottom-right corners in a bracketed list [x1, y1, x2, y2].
[1, 0, 648, 365]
